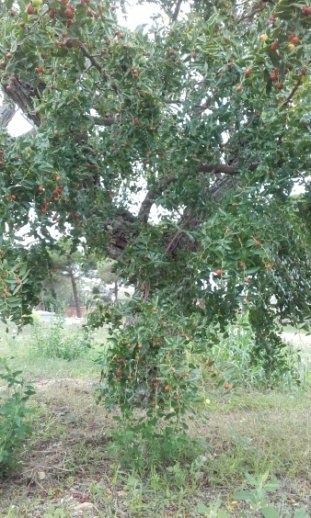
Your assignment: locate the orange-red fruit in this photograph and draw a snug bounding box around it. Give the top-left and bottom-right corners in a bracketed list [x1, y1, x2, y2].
[26, 4, 35, 14]
[270, 41, 279, 51]
[302, 6, 311, 15]
[64, 6, 74, 18]
[236, 84, 243, 93]
[245, 67, 252, 77]
[35, 66, 45, 74]
[215, 268, 223, 277]
[49, 9, 55, 17]
[275, 82, 284, 90]
[270, 68, 279, 81]
[289, 34, 300, 45]
[61, 0, 69, 4]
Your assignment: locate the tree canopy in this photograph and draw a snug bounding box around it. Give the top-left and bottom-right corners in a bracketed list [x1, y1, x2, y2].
[0, 0, 311, 412]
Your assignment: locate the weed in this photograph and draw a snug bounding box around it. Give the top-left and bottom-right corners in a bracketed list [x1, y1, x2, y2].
[234, 472, 310, 518]
[0, 359, 35, 476]
[205, 314, 306, 389]
[29, 320, 89, 361]
[110, 417, 203, 476]
[197, 500, 230, 518]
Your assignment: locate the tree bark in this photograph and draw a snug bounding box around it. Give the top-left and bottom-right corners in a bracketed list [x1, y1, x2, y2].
[0, 97, 16, 128]
[67, 264, 81, 318]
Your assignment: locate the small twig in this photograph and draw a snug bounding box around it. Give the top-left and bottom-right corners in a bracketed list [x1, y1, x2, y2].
[79, 43, 103, 73]
[238, 1, 266, 23]
[281, 76, 303, 108]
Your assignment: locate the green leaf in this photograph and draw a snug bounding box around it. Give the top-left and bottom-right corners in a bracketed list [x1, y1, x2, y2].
[261, 506, 280, 518]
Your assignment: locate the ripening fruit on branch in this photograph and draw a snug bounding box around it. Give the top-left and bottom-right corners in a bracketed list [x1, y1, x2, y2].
[288, 34, 300, 45]
[270, 67, 279, 81]
[26, 4, 35, 14]
[302, 6, 311, 15]
[275, 82, 284, 90]
[64, 6, 74, 18]
[31, 0, 42, 7]
[270, 41, 279, 51]
[245, 67, 252, 77]
[215, 268, 223, 277]
[236, 84, 243, 93]
[259, 34, 268, 42]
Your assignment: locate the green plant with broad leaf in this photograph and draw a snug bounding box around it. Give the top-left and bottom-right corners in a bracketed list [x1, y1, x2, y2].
[235, 472, 309, 518]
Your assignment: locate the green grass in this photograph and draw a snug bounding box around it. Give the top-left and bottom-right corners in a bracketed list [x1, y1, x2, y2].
[0, 322, 310, 517]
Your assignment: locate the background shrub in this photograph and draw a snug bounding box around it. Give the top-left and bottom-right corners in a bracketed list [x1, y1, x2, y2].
[30, 320, 89, 361]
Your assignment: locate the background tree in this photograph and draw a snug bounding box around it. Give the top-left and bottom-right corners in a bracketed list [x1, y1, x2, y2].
[0, 0, 311, 417]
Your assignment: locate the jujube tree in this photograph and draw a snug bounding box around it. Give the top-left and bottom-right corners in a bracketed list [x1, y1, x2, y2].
[0, 0, 311, 418]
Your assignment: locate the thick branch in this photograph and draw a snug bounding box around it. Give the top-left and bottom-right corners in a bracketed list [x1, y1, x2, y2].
[138, 176, 176, 224]
[171, 0, 183, 22]
[1, 80, 41, 126]
[137, 160, 244, 224]
[197, 161, 240, 175]
[0, 98, 16, 128]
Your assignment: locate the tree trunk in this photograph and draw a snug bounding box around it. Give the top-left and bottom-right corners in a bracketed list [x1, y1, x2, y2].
[114, 279, 118, 302]
[67, 264, 81, 318]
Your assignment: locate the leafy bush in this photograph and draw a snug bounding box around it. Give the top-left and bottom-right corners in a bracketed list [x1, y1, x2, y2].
[205, 314, 306, 389]
[30, 320, 89, 361]
[0, 359, 35, 476]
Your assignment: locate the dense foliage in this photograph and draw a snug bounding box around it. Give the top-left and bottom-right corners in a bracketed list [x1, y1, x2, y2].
[0, 0, 311, 417]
